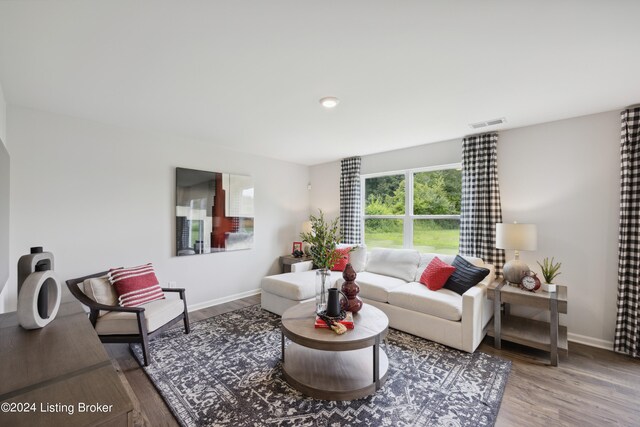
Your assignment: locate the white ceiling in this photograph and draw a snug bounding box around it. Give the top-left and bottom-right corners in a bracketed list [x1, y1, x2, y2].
[0, 1, 639, 166]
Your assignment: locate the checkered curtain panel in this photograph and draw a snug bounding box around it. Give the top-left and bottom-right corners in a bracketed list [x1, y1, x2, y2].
[459, 133, 505, 276]
[615, 107, 640, 358]
[340, 157, 362, 244]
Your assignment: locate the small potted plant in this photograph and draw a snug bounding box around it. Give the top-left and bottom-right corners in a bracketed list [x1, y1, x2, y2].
[300, 209, 353, 314]
[537, 257, 561, 293]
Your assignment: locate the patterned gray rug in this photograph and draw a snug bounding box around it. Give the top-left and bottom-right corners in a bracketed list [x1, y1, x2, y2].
[133, 305, 510, 427]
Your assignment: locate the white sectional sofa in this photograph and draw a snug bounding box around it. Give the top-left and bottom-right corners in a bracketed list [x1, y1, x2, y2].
[261, 247, 495, 352]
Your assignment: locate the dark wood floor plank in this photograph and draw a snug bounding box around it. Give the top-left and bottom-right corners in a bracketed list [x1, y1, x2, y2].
[104, 294, 640, 426]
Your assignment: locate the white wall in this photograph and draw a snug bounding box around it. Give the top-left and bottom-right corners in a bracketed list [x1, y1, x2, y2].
[309, 161, 340, 221]
[309, 111, 621, 348]
[499, 111, 620, 349]
[4, 106, 310, 312]
[360, 138, 461, 175]
[0, 82, 6, 145]
[0, 81, 7, 312]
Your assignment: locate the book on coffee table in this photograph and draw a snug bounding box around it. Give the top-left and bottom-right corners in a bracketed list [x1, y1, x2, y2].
[314, 311, 354, 329]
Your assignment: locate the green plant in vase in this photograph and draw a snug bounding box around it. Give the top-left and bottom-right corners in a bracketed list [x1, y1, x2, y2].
[300, 209, 353, 314]
[300, 210, 342, 269]
[537, 257, 562, 293]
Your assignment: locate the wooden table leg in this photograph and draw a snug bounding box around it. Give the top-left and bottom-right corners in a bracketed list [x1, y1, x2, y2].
[373, 335, 380, 389]
[494, 289, 502, 350]
[550, 297, 559, 366]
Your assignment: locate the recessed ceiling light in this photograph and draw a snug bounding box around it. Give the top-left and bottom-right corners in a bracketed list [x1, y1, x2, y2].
[319, 96, 340, 109]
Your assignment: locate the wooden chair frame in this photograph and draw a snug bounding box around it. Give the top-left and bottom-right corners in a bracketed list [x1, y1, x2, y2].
[66, 271, 190, 366]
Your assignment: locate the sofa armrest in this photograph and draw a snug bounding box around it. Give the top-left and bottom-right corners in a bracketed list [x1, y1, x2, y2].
[478, 263, 496, 287]
[461, 263, 495, 352]
[291, 261, 313, 273]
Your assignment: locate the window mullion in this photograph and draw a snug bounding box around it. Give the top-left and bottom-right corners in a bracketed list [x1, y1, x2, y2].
[404, 171, 412, 249]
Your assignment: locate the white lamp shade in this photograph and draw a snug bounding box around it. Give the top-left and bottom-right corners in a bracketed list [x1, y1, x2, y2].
[495, 223, 537, 251]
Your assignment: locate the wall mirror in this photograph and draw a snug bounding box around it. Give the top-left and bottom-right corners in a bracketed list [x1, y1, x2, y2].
[175, 167, 254, 256]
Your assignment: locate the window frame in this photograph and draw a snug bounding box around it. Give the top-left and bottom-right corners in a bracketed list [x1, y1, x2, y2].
[360, 162, 462, 249]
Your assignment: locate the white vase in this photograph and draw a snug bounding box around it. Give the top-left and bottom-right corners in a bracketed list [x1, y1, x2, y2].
[542, 282, 557, 293]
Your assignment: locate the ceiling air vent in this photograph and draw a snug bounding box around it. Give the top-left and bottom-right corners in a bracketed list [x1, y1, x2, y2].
[469, 117, 506, 129]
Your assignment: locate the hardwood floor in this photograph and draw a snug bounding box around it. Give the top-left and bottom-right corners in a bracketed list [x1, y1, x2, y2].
[105, 294, 261, 427]
[106, 294, 640, 426]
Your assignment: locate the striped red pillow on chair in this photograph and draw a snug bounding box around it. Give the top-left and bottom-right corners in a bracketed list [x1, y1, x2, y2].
[108, 263, 165, 307]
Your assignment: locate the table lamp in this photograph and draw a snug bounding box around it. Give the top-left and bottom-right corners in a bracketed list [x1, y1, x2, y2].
[495, 222, 538, 285]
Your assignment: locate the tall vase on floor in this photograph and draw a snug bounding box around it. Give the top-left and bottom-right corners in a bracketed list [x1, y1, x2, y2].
[315, 268, 331, 315]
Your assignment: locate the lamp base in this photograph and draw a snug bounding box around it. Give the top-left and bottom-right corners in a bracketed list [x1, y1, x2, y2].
[503, 259, 529, 285]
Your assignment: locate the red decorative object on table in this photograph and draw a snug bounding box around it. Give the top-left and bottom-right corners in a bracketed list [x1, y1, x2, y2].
[520, 271, 541, 292]
[340, 263, 363, 314]
[314, 311, 354, 329]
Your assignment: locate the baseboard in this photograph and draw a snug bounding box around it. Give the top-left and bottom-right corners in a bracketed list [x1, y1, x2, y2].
[189, 290, 616, 351]
[567, 332, 614, 351]
[187, 288, 262, 312]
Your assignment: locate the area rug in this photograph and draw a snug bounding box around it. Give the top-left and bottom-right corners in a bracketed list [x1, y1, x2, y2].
[133, 305, 510, 427]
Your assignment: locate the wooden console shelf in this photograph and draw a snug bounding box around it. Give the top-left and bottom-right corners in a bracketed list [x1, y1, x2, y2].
[0, 300, 133, 426]
[487, 280, 568, 366]
[487, 315, 568, 353]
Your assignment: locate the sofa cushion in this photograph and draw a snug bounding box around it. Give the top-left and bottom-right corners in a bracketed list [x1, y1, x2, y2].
[354, 271, 408, 303]
[419, 257, 456, 291]
[83, 276, 118, 317]
[108, 263, 165, 307]
[365, 248, 420, 282]
[338, 244, 366, 272]
[388, 282, 463, 321]
[261, 270, 342, 301]
[444, 255, 491, 295]
[94, 298, 184, 335]
[414, 253, 485, 281]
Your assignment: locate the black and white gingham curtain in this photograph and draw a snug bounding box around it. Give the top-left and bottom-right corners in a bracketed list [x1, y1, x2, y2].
[340, 157, 362, 244]
[615, 106, 640, 358]
[459, 133, 505, 275]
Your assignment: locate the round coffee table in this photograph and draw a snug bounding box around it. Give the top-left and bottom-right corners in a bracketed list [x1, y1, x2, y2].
[280, 300, 389, 400]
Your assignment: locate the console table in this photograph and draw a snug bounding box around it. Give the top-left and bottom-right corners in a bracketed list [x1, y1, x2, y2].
[0, 300, 134, 426]
[279, 255, 312, 273]
[486, 280, 568, 366]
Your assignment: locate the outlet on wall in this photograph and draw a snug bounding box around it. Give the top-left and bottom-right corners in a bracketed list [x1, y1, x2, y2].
[168, 281, 177, 288]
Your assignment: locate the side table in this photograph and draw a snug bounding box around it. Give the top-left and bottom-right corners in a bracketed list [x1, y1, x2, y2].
[279, 255, 313, 273]
[486, 280, 568, 366]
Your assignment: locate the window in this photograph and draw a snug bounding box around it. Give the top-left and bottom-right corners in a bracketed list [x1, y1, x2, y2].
[362, 164, 462, 254]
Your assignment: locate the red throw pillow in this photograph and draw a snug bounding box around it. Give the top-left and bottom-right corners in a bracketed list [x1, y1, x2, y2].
[108, 263, 165, 307]
[420, 257, 456, 291]
[331, 247, 351, 271]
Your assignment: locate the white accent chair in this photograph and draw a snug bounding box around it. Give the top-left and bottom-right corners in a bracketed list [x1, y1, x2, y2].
[66, 271, 190, 366]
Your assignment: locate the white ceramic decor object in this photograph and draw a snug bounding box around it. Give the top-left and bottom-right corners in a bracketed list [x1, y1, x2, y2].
[17, 270, 62, 329]
[542, 283, 557, 293]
